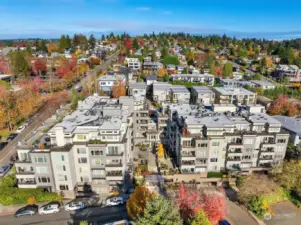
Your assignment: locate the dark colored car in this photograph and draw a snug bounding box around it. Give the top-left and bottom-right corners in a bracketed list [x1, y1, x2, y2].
[219, 220, 231, 225]
[0, 142, 8, 151]
[14, 205, 38, 218]
[6, 133, 18, 142]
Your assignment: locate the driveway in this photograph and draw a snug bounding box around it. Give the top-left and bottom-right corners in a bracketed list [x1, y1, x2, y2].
[265, 201, 301, 225]
[226, 200, 258, 225]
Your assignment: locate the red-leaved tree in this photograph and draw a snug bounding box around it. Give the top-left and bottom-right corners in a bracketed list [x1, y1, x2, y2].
[124, 38, 132, 50]
[176, 184, 226, 225]
[0, 58, 11, 74]
[32, 59, 47, 75]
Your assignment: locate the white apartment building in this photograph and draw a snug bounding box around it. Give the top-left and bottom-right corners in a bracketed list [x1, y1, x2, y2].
[15, 96, 133, 197]
[170, 74, 215, 86]
[191, 86, 215, 105]
[213, 87, 257, 105]
[165, 106, 289, 174]
[170, 86, 190, 104]
[125, 58, 141, 70]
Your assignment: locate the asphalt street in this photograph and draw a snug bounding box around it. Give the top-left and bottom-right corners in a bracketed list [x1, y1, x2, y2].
[0, 205, 128, 225]
[0, 52, 118, 168]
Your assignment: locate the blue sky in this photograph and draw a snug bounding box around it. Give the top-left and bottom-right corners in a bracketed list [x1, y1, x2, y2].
[0, 0, 301, 39]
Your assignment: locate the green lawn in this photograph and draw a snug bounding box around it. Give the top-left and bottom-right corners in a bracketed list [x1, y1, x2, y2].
[0, 128, 11, 140]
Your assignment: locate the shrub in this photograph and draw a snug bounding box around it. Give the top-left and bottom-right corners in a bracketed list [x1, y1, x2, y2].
[0, 187, 59, 206]
[207, 172, 223, 178]
[247, 196, 271, 218]
[27, 196, 36, 205]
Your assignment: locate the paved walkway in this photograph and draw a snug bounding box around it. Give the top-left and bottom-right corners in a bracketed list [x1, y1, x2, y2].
[226, 200, 258, 225]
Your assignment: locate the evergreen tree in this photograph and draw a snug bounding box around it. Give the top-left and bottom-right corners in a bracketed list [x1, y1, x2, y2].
[89, 34, 96, 49]
[59, 35, 68, 50]
[66, 35, 72, 49]
[101, 34, 105, 41]
[134, 196, 183, 225]
[133, 38, 140, 50]
[9, 51, 29, 76]
[161, 47, 168, 58]
[222, 62, 233, 78]
[38, 39, 48, 53]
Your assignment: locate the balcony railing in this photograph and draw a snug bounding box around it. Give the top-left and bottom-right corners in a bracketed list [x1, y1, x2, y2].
[17, 170, 34, 174]
[181, 160, 195, 165]
[182, 152, 196, 157]
[228, 149, 242, 153]
[106, 171, 123, 176]
[106, 152, 124, 156]
[18, 179, 37, 185]
[106, 163, 123, 167]
[227, 158, 241, 161]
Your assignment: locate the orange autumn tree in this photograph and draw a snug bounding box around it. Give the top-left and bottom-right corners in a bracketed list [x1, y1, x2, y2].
[268, 95, 298, 116]
[157, 67, 167, 78]
[157, 144, 164, 158]
[112, 80, 126, 98]
[126, 186, 154, 220]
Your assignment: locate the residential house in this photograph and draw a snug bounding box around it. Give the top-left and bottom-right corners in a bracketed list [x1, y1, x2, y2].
[170, 86, 191, 104]
[125, 58, 141, 70]
[170, 74, 215, 86]
[213, 87, 257, 105]
[250, 80, 275, 89]
[97, 75, 126, 95]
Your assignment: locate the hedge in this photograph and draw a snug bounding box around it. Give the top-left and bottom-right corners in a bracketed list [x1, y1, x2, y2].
[0, 187, 59, 206]
[207, 172, 223, 178]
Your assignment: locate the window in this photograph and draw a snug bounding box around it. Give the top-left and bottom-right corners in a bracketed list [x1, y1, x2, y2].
[34, 156, 47, 163]
[56, 165, 66, 172]
[93, 159, 103, 165]
[58, 175, 68, 181]
[38, 177, 50, 183]
[212, 142, 219, 147]
[36, 167, 48, 174]
[59, 185, 69, 191]
[277, 139, 286, 143]
[77, 148, 86, 154]
[200, 143, 208, 148]
[107, 146, 118, 155]
[210, 158, 218, 162]
[93, 179, 106, 185]
[91, 150, 103, 156]
[78, 157, 87, 164]
[56, 155, 65, 162]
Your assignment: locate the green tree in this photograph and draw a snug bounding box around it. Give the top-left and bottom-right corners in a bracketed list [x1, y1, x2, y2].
[286, 47, 296, 64]
[0, 174, 16, 188]
[59, 35, 68, 50]
[134, 196, 183, 225]
[151, 49, 157, 61]
[0, 80, 11, 89]
[161, 47, 168, 58]
[38, 39, 48, 52]
[133, 38, 140, 50]
[163, 55, 180, 65]
[286, 142, 301, 160]
[101, 34, 105, 41]
[66, 35, 72, 49]
[189, 210, 210, 225]
[222, 62, 232, 78]
[238, 47, 248, 59]
[89, 34, 96, 49]
[126, 48, 131, 57]
[9, 51, 29, 76]
[270, 160, 301, 196]
[26, 41, 32, 54]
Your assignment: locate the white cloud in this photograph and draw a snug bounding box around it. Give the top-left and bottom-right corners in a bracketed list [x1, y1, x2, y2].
[163, 11, 172, 15]
[136, 7, 151, 11]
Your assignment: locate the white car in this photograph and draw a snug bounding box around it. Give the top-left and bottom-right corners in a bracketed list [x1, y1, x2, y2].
[16, 125, 26, 133]
[39, 204, 60, 215]
[64, 202, 84, 211]
[106, 197, 124, 206]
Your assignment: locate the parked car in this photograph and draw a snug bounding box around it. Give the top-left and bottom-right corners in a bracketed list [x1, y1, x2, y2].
[64, 201, 85, 211]
[219, 220, 231, 225]
[15, 205, 38, 218]
[0, 164, 11, 177]
[0, 142, 7, 151]
[6, 133, 18, 142]
[16, 125, 26, 133]
[39, 202, 60, 215]
[105, 197, 124, 206]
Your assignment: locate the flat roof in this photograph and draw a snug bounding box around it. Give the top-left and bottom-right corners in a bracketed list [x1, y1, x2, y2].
[170, 73, 214, 78]
[273, 116, 301, 136]
[129, 82, 147, 89]
[250, 80, 275, 86]
[185, 115, 235, 128]
[214, 87, 255, 95]
[170, 85, 189, 93]
[192, 86, 213, 93]
[153, 82, 171, 91]
[248, 113, 281, 125]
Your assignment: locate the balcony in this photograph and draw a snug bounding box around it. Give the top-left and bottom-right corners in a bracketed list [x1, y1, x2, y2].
[106, 171, 123, 177]
[259, 156, 273, 161]
[261, 147, 275, 152]
[196, 159, 207, 165]
[106, 163, 123, 168]
[182, 151, 196, 157]
[227, 157, 241, 161]
[106, 152, 124, 157]
[17, 179, 37, 188]
[228, 148, 242, 154]
[91, 164, 105, 170]
[91, 174, 106, 179]
[181, 160, 195, 165]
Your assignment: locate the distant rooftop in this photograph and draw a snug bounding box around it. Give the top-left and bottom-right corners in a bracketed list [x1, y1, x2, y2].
[192, 86, 213, 93]
[214, 87, 255, 95]
[170, 85, 189, 93]
[248, 113, 281, 125]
